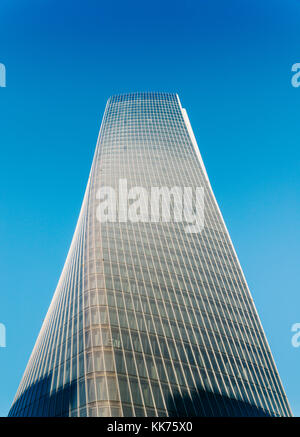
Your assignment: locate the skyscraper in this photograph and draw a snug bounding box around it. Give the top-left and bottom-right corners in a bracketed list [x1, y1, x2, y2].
[9, 92, 291, 417]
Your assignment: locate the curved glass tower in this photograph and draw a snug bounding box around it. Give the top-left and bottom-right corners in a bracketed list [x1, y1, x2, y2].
[9, 92, 291, 417]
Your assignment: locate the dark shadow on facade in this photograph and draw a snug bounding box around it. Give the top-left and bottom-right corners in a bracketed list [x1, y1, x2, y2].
[167, 387, 273, 417]
[9, 376, 274, 417]
[8, 374, 78, 417]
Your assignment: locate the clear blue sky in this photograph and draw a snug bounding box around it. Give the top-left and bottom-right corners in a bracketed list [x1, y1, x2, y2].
[0, 0, 299, 417]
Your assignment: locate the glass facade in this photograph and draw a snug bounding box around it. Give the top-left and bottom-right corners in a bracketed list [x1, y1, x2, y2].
[9, 92, 292, 417]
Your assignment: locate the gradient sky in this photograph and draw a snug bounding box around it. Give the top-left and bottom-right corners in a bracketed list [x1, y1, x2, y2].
[0, 0, 299, 417]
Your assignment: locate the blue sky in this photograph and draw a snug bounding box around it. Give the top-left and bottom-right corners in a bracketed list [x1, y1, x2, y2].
[0, 0, 299, 417]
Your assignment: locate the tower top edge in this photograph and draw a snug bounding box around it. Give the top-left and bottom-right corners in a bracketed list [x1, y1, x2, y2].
[107, 91, 179, 103]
